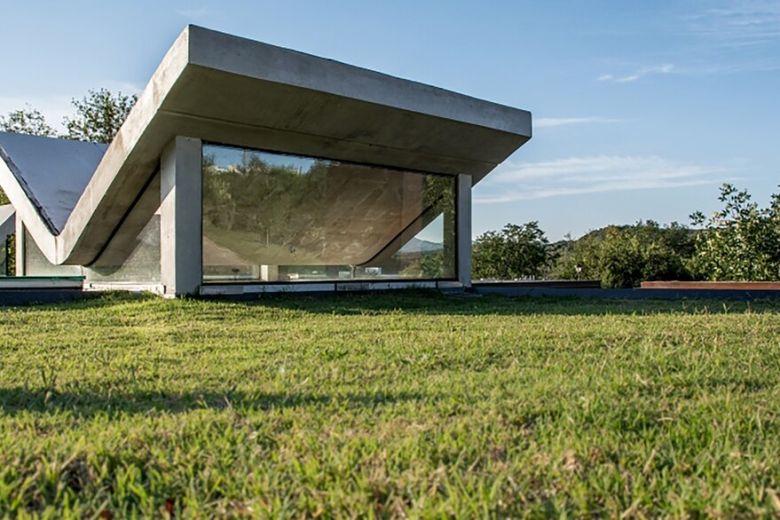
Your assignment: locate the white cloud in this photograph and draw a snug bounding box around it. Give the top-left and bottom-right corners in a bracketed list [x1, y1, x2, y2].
[672, 59, 780, 76]
[688, 2, 780, 47]
[596, 4, 780, 83]
[475, 155, 726, 204]
[535, 117, 622, 129]
[598, 64, 675, 83]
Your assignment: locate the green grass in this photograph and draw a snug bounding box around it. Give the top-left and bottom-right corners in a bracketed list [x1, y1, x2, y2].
[2, 292, 780, 517]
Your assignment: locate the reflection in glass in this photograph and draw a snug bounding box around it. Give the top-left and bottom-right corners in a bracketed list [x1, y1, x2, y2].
[86, 172, 162, 284]
[23, 229, 83, 277]
[22, 173, 162, 283]
[202, 145, 456, 282]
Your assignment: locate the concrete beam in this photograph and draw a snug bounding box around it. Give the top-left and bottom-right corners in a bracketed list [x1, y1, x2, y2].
[160, 137, 202, 296]
[457, 175, 472, 288]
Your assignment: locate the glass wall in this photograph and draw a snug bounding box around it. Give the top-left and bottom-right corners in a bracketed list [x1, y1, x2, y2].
[0, 235, 12, 276]
[22, 173, 162, 284]
[85, 172, 161, 285]
[23, 229, 84, 277]
[202, 144, 457, 283]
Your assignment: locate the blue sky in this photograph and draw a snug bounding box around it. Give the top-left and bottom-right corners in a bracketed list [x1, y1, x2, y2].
[1, 0, 778, 240]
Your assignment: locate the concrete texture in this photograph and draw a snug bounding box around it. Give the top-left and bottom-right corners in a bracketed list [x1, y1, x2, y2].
[14, 220, 24, 276]
[0, 204, 14, 242]
[0, 25, 531, 277]
[456, 175, 472, 287]
[160, 137, 202, 296]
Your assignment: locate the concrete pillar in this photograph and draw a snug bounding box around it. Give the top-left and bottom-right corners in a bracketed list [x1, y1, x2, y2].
[261, 265, 279, 282]
[443, 200, 456, 278]
[15, 219, 25, 276]
[457, 174, 472, 287]
[160, 136, 202, 297]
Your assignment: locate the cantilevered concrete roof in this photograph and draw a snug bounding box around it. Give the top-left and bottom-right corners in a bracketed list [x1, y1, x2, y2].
[0, 25, 532, 266]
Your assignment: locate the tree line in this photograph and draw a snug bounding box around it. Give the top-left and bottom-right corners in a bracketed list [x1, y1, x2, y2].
[473, 184, 780, 287]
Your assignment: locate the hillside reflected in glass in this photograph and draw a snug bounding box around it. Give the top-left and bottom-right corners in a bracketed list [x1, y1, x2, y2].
[202, 144, 456, 282]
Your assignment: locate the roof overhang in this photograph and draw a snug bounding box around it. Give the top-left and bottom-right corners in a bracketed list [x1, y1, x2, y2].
[0, 25, 532, 266]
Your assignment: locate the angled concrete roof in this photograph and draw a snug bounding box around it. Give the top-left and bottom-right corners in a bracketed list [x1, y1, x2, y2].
[0, 25, 532, 266]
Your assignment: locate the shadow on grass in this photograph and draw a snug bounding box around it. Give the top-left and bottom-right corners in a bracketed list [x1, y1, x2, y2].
[201, 290, 780, 317]
[0, 387, 436, 417]
[18, 289, 780, 317]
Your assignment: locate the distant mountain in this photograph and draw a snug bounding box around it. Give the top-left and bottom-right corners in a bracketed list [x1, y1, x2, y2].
[398, 237, 443, 254]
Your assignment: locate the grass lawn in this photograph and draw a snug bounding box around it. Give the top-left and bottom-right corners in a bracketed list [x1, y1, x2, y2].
[2, 292, 780, 517]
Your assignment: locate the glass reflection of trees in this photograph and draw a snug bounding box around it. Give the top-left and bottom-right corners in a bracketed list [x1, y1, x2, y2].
[202, 146, 456, 282]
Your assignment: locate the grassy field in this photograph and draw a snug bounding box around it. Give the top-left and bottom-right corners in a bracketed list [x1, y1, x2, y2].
[2, 292, 780, 517]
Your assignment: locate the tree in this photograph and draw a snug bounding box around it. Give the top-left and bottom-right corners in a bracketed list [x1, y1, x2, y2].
[551, 221, 695, 288]
[64, 88, 137, 144]
[0, 106, 56, 137]
[689, 184, 780, 281]
[472, 222, 550, 280]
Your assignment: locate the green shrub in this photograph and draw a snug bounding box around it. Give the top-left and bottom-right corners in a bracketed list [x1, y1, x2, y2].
[689, 184, 780, 281]
[552, 221, 695, 288]
[472, 222, 550, 280]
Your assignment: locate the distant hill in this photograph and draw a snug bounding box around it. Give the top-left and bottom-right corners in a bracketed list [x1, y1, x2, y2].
[398, 237, 443, 254]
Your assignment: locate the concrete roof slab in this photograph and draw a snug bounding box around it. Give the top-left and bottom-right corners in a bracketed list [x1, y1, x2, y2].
[0, 25, 532, 267]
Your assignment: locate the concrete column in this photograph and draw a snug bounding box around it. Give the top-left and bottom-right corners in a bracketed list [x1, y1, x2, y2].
[457, 174, 472, 287]
[160, 136, 202, 297]
[442, 204, 456, 278]
[15, 219, 25, 276]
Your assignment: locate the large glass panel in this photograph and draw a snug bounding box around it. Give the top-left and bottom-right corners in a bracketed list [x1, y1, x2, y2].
[23, 229, 84, 277]
[0, 235, 10, 276]
[85, 172, 161, 284]
[21, 174, 160, 283]
[202, 145, 456, 282]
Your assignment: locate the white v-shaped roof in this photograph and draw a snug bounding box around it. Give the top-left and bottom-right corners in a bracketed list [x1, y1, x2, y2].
[0, 25, 531, 267]
[0, 132, 107, 233]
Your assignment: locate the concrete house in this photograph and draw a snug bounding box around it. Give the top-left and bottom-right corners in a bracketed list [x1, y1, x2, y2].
[0, 26, 531, 297]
